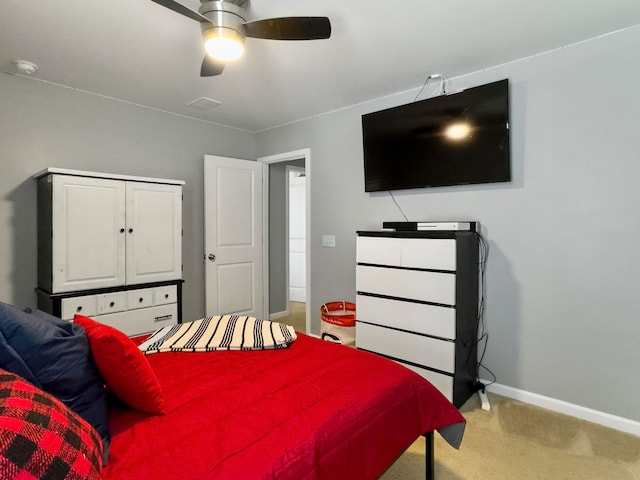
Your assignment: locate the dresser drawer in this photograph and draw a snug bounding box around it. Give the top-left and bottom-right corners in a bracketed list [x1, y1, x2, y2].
[127, 288, 154, 310]
[356, 265, 456, 305]
[154, 285, 177, 305]
[61, 294, 98, 320]
[97, 291, 127, 315]
[356, 294, 456, 340]
[95, 303, 177, 336]
[356, 322, 455, 373]
[356, 236, 456, 270]
[402, 363, 454, 402]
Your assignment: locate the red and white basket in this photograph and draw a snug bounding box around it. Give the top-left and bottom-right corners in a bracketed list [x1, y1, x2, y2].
[320, 301, 356, 346]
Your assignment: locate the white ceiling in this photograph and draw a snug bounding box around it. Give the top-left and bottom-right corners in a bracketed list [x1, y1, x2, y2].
[2, 0, 640, 132]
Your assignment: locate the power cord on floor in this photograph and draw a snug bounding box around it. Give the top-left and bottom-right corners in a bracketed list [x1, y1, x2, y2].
[474, 231, 495, 408]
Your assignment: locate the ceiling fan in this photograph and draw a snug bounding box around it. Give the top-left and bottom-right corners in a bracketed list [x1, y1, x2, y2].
[150, 0, 332, 77]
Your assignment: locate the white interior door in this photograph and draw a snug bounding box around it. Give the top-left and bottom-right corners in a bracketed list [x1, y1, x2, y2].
[288, 168, 306, 302]
[204, 155, 265, 318]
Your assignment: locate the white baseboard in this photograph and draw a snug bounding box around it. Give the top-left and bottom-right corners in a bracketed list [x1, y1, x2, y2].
[483, 381, 640, 437]
[269, 310, 288, 320]
[289, 289, 306, 303]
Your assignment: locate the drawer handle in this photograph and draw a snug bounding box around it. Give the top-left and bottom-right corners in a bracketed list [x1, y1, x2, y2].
[165, 294, 169, 299]
[76, 306, 83, 312]
[139, 297, 144, 303]
[109, 302, 115, 308]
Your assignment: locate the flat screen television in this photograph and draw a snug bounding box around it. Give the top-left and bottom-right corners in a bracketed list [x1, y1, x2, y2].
[361, 79, 510, 192]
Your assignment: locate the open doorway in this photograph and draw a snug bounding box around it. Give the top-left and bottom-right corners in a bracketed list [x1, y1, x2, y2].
[288, 166, 306, 303]
[286, 166, 306, 333]
[259, 149, 310, 334]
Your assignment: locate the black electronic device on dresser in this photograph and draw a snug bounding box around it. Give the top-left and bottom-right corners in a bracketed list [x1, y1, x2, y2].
[355, 229, 479, 408]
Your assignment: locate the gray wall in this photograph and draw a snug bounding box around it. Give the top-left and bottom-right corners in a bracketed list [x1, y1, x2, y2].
[256, 25, 640, 421]
[0, 73, 256, 323]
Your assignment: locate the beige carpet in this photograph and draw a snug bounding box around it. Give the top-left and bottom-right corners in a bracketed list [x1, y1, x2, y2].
[381, 392, 640, 479]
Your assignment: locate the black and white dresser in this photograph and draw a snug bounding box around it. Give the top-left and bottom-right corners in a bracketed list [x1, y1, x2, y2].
[355, 230, 479, 408]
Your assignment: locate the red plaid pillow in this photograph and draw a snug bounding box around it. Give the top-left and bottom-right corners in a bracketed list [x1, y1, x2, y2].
[0, 369, 102, 480]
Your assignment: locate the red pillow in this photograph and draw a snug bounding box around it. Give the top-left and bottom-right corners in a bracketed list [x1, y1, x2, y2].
[73, 315, 166, 415]
[0, 368, 103, 479]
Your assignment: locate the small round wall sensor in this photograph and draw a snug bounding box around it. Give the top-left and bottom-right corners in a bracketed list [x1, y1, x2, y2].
[13, 60, 38, 75]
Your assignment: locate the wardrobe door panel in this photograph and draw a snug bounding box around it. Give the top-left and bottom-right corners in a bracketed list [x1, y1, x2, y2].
[52, 176, 126, 292]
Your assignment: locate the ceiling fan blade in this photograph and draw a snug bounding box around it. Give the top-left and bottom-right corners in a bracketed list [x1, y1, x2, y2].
[242, 17, 331, 40]
[150, 0, 210, 23]
[201, 56, 225, 77]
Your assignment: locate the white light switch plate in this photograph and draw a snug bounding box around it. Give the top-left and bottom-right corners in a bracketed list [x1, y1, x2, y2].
[322, 235, 336, 247]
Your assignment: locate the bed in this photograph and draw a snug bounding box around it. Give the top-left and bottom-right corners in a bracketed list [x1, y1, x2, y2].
[0, 304, 465, 480]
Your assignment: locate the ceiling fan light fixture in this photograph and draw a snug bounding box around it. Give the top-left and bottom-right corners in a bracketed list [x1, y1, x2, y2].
[204, 27, 244, 62]
[151, 0, 331, 77]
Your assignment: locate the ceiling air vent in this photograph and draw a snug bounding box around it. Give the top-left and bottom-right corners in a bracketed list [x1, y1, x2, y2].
[187, 97, 222, 111]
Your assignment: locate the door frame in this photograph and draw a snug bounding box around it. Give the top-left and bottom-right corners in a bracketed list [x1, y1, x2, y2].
[258, 148, 310, 334]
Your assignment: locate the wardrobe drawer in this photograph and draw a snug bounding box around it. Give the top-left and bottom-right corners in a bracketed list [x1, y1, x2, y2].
[356, 236, 456, 270]
[127, 288, 154, 310]
[154, 285, 177, 305]
[356, 322, 455, 374]
[356, 294, 456, 340]
[356, 265, 456, 305]
[95, 303, 177, 336]
[97, 291, 127, 315]
[61, 295, 98, 320]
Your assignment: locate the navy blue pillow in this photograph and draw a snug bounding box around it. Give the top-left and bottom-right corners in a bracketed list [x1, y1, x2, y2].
[0, 329, 39, 385]
[0, 302, 110, 464]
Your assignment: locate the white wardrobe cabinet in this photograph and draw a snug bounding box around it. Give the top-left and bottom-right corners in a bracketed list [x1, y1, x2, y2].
[35, 168, 184, 336]
[37, 171, 182, 293]
[355, 230, 479, 408]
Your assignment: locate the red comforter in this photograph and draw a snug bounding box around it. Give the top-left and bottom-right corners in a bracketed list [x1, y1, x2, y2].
[104, 333, 464, 479]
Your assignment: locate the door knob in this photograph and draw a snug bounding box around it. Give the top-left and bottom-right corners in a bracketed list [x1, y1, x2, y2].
[208, 253, 216, 262]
